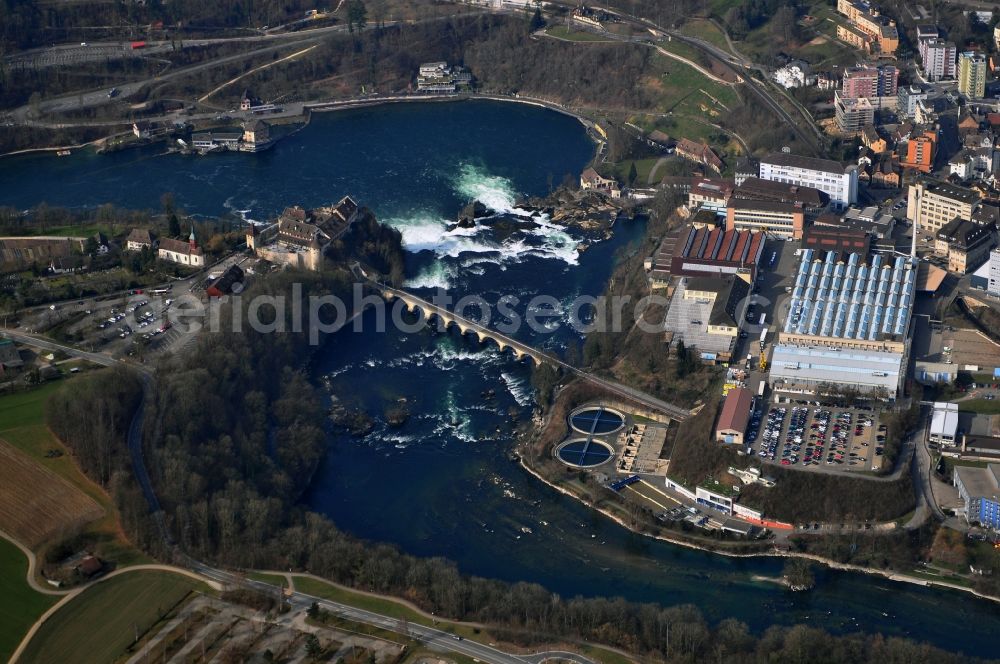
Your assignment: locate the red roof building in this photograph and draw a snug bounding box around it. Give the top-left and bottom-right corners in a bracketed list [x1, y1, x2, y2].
[650, 225, 764, 284]
[715, 387, 753, 445]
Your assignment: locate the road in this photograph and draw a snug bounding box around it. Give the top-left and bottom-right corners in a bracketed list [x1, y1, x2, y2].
[909, 406, 948, 526]
[188, 560, 592, 664]
[0, 328, 120, 368]
[547, 0, 823, 155]
[5, 12, 489, 125]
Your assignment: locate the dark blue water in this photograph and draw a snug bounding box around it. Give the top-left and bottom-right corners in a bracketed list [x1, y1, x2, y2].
[557, 440, 614, 466]
[3, 101, 1000, 657]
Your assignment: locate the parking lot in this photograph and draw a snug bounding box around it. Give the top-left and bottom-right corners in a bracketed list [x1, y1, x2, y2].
[747, 402, 886, 474]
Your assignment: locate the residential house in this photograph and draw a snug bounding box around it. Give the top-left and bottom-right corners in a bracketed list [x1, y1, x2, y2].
[861, 124, 887, 153]
[0, 339, 23, 372]
[580, 168, 621, 198]
[125, 228, 156, 252]
[675, 138, 724, 174]
[871, 155, 900, 187]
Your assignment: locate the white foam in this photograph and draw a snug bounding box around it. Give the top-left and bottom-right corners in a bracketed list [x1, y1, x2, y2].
[455, 163, 517, 213]
[501, 371, 533, 407]
[405, 261, 454, 290]
[383, 163, 587, 269]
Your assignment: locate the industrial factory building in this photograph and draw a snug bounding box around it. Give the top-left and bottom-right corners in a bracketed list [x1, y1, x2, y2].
[768, 248, 916, 400]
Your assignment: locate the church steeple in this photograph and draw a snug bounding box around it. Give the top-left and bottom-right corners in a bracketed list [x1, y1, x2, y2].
[188, 225, 197, 251]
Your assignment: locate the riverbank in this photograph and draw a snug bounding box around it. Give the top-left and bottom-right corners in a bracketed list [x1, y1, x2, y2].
[517, 433, 1000, 607]
[1, 92, 605, 164]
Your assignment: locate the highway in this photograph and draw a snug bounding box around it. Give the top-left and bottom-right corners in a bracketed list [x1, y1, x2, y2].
[5, 12, 489, 125]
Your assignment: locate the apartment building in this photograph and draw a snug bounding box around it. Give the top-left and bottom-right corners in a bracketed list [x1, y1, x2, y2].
[958, 51, 988, 98]
[988, 248, 1000, 295]
[835, 93, 875, 133]
[841, 64, 899, 99]
[899, 130, 937, 173]
[920, 39, 957, 81]
[836, 0, 899, 54]
[897, 85, 927, 118]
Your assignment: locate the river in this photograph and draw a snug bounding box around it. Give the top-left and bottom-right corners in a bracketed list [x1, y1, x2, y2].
[2, 100, 998, 657]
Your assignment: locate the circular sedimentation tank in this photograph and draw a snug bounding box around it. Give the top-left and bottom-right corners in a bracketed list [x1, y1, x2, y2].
[556, 439, 615, 468]
[569, 406, 625, 436]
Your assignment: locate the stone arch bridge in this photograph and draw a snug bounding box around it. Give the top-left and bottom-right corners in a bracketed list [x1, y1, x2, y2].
[373, 282, 693, 422]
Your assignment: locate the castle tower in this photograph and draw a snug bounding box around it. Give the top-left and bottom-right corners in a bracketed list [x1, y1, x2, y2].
[245, 224, 258, 253]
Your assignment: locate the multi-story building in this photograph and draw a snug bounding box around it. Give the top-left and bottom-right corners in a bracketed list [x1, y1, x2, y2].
[897, 85, 927, 118]
[725, 199, 805, 239]
[687, 178, 733, 215]
[759, 153, 858, 210]
[915, 24, 939, 42]
[836, 0, 899, 54]
[958, 51, 988, 99]
[954, 464, 1000, 530]
[734, 157, 760, 186]
[662, 274, 751, 362]
[899, 129, 937, 173]
[841, 64, 899, 99]
[935, 217, 997, 273]
[907, 178, 981, 231]
[835, 92, 875, 133]
[988, 248, 1000, 295]
[920, 39, 957, 81]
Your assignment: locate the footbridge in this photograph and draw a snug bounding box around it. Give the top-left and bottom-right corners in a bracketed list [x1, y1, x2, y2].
[371, 281, 692, 422]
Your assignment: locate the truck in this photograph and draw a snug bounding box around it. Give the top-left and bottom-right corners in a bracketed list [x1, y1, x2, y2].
[758, 381, 766, 397]
[130, 41, 146, 50]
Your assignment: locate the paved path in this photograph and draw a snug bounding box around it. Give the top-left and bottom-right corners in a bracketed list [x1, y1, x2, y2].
[0, 529, 68, 596]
